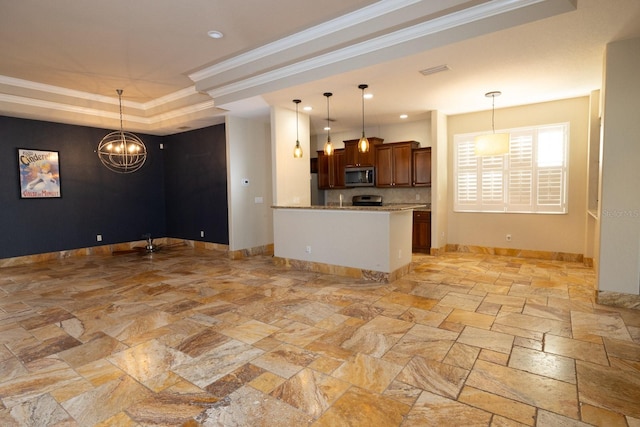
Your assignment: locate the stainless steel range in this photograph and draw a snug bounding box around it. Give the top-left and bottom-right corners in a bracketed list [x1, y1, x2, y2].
[352, 195, 383, 206]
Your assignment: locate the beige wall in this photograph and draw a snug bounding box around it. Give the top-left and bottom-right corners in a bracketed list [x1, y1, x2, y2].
[598, 37, 640, 295]
[226, 115, 273, 251]
[271, 106, 311, 206]
[431, 110, 448, 251]
[447, 97, 589, 254]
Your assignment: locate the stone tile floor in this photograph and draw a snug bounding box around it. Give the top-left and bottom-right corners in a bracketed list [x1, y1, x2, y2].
[0, 247, 639, 426]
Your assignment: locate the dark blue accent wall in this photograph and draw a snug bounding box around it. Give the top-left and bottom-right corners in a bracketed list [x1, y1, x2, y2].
[163, 125, 228, 244]
[0, 116, 228, 259]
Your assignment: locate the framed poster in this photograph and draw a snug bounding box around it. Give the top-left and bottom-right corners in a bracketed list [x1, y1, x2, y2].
[18, 148, 62, 198]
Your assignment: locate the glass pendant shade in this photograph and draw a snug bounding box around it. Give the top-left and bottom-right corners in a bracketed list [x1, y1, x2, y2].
[292, 99, 303, 158]
[324, 139, 333, 155]
[358, 133, 369, 153]
[323, 92, 333, 155]
[293, 141, 303, 158]
[358, 84, 369, 153]
[475, 91, 509, 156]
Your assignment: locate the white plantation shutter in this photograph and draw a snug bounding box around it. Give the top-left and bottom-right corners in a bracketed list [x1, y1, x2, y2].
[454, 123, 568, 214]
[535, 125, 567, 213]
[480, 156, 505, 211]
[507, 132, 534, 211]
[455, 141, 479, 210]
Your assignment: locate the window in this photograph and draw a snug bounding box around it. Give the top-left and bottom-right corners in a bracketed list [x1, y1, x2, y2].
[454, 123, 568, 214]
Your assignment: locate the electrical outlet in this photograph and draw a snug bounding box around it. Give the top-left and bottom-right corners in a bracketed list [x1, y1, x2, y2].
[96, 234, 102, 242]
[305, 246, 312, 254]
[506, 234, 512, 241]
[200, 230, 205, 238]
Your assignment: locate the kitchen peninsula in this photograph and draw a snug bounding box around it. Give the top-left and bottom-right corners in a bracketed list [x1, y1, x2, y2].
[272, 203, 425, 282]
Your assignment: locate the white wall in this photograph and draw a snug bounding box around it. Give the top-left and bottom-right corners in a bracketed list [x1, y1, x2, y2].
[584, 90, 600, 261]
[447, 97, 589, 254]
[598, 37, 640, 295]
[431, 110, 448, 251]
[226, 115, 273, 251]
[271, 106, 311, 206]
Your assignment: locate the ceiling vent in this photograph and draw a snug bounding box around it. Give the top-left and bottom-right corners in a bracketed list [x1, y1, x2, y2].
[419, 64, 450, 76]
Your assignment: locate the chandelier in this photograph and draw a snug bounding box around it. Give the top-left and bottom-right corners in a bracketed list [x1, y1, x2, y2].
[97, 89, 147, 173]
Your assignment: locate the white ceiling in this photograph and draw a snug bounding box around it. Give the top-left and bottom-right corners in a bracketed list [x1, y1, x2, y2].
[1, 0, 639, 137]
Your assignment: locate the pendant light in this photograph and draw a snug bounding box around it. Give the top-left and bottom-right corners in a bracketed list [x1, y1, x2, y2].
[358, 84, 369, 153]
[475, 91, 509, 156]
[292, 99, 303, 158]
[97, 89, 147, 173]
[323, 92, 333, 155]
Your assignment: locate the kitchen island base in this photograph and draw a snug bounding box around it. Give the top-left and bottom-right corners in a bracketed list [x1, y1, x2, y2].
[272, 205, 423, 282]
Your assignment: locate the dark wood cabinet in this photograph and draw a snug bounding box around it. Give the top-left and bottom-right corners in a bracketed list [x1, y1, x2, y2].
[412, 210, 431, 253]
[317, 149, 345, 189]
[412, 147, 432, 187]
[375, 141, 419, 187]
[344, 137, 383, 167]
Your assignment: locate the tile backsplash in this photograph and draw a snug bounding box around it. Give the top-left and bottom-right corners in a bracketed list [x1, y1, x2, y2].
[324, 187, 431, 206]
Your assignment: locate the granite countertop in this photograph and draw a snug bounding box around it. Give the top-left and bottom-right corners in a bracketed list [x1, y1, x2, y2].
[272, 203, 428, 212]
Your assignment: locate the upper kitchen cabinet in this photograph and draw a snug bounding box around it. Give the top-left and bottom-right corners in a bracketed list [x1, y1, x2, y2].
[412, 147, 431, 187]
[318, 149, 346, 189]
[344, 137, 383, 167]
[375, 141, 419, 187]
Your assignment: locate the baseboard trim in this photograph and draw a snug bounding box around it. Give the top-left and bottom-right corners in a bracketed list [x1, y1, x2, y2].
[597, 290, 640, 311]
[445, 244, 587, 264]
[0, 239, 285, 268]
[228, 244, 274, 260]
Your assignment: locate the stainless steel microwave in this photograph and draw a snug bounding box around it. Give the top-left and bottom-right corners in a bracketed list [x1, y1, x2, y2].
[345, 167, 375, 187]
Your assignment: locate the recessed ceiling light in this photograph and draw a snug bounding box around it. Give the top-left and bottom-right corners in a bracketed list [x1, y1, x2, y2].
[400, 114, 408, 119]
[303, 106, 312, 111]
[324, 126, 331, 131]
[363, 93, 373, 100]
[207, 30, 224, 39]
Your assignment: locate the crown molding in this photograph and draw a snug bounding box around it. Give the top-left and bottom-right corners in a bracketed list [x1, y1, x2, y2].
[0, 74, 203, 111]
[0, 92, 132, 121]
[146, 100, 218, 124]
[0, 92, 220, 129]
[188, 0, 422, 82]
[0, 75, 123, 106]
[142, 86, 203, 110]
[204, 0, 563, 100]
